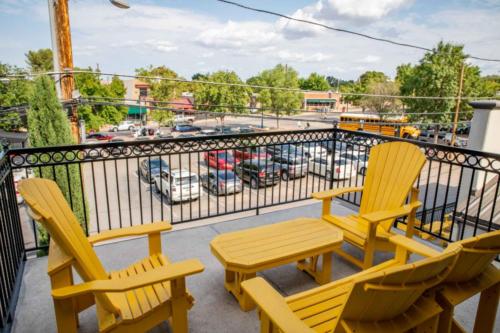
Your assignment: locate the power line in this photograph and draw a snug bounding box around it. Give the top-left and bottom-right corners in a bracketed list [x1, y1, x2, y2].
[82, 96, 475, 117]
[214, 0, 500, 63]
[4, 70, 499, 101]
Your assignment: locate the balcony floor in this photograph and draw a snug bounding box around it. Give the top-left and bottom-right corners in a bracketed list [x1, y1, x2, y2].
[12, 200, 498, 333]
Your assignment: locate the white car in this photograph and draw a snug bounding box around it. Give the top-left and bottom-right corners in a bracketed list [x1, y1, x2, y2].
[13, 168, 35, 204]
[174, 115, 195, 124]
[112, 120, 136, 132]
[294, 142, 328, 160]
[308, 157, 354, 180]
[336, 152, 369, 175]
[153, 169, 201, 204]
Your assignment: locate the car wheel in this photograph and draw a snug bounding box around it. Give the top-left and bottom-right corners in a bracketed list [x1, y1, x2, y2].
[360, 167, 366, 175]
[281, 171, 289, 181]
[129, 126, 134, 131]
[250, 177, 259, 189]
[165, 191, 172, 205]
[211, 185, 218, 195]
[112, 127, 118, 132]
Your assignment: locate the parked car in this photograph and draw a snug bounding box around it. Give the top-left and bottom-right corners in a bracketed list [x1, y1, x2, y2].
[111, 120, 136, 132]
[320, 140, 349, 154]
[199, 129, 218, 136]
[233, 146, 269, 163]
[172, 124, 202, 132]
[271, 153, 308, 181]
[153, 169, 201, 204]
[215, 126, 236, 134]
[140, 158, 168, 183]
[177, 133, 196, 139]
[200, 170, 242, 195]
[336, 152, 368, 175]
[293, 142, 328, 160]
[86, 132, 113, 141]
[203, 150, 236, 170]
[308, 157, 353, 180]
[13, 168, 35, 204]
[443, 133, 468, 147]
[239, 126, 254, 134]
[174, 114, 195, 124]
[266, 144, 305, 159]
[234, 159, 280, 189]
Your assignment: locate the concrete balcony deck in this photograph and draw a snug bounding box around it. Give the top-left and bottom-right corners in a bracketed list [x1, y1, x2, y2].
[12, 200, 499, 333]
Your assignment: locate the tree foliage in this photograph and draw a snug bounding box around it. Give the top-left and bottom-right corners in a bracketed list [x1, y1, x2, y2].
[74, 68, 127, 130]
[247, 64, 303, 115]
[27, 76, 87, 249]
[195, 70, 250, 114]
[25, 48, 53, 73]
[360, 81, 400, 114]
[136, 65, 190, 101]
[150, 109, 175, 126]
[0, 63, 32, 131]
[299, 73, 330, 91]
[397, 42, 483, 124]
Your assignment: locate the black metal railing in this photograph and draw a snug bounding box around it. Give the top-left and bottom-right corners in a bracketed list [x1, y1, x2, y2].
[0, 154, 25, 333]
[4, 128, 500, 255]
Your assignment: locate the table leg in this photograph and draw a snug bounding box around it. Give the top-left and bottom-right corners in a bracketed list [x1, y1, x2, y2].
[224, 270, 257, 311]
[297, 252, 332, 285]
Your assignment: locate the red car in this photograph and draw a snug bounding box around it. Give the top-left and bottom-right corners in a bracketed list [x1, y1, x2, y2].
[203, 150, 235, 170]
[233, 146, 270, 163]
[86, 132, 113, 141]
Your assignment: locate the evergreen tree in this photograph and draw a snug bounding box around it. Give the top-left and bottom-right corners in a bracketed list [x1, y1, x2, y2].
[27, 75, 87, 250]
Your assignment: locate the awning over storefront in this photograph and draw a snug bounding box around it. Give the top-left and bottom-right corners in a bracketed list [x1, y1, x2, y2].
[128, 105, 147, 115]
[306, 98, 337, 103]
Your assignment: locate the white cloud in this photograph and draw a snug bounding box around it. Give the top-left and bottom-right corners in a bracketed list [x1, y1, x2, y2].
[276, 51, 331, 63]
[196, 21, 279, 49]
[318, 0, 413, 21]
[359, 55, 381, 63]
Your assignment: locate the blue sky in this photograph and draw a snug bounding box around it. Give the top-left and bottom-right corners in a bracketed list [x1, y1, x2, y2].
[1, 0, 500, 80]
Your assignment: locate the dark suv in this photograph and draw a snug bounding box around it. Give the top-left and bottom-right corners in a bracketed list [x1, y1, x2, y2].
[234, 159, 280, 189]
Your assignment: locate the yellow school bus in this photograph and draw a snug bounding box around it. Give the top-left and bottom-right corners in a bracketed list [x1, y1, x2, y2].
[339, 113, 420, 139]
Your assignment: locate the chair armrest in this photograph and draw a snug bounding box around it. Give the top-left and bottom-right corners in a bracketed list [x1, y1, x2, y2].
[52, 259, 204, 299]
[312, 186, 363, 200]
[88, 222, 172, 245]
[389, 235, 441, 258]
[360, 201, 422, 224]
[242, 277, 314, 333]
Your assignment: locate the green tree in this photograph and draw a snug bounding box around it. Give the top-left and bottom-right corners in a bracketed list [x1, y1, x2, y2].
[27, 75, 87, 251]
[359, 71, 388, 88]
[479, 75, 500, 97]
[396, 42, 483, 142]
[25, 48, 53, 73]
[74, 68, 127, 130]
[150, 109, 175, 126]
[195, 71, 250, 123]
[299, 73, 330, 91]
[360, 81, 401, 114]
[136, 66, 186, 101]
[0, 63, 32, 131]
[247, 64, 303, 118]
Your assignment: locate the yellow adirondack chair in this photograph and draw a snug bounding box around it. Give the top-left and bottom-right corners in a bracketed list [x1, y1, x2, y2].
[397, 230, 500, 333]
[242, 236, 461, 333]
[18, 178, 204, 333]
[313, 141, 427, 269]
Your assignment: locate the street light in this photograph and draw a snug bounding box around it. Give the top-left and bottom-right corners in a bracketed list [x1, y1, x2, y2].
[109, 0, 130, 9]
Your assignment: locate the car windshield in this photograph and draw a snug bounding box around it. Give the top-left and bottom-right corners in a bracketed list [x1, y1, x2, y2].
[175, 175, 198, 185]
[217, 171, 236, 180]
[216, 152, 234, 162]
[149, 160, 168, 169]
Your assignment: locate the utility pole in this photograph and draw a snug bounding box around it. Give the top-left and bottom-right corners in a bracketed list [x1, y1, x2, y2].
[451, 63, 465, 147]
[48, 0, 79, 142]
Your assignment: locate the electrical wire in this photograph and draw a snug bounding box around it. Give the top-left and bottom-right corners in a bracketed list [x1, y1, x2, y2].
[214, 0, 500, 63]
[81, 96, 475, 116]
[4, 69, 497, 101]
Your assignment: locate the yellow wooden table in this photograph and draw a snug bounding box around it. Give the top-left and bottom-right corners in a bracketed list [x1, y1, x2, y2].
[210, 218, 343, 311]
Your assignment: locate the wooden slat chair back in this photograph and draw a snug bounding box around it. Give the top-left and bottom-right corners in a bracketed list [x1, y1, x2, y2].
[445, 230, 500, 283]
[19, 178, 117, 312]
[359, 141, 426, 232]
[313, 141, 427, 269]
[341, 244, 459, 323]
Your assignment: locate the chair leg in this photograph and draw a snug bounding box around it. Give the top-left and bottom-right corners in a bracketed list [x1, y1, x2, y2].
[436, 293, 454, 333]
[473, 282, 500, 333]
[50, 266, 78, 333]
[170, 278, 189, 333]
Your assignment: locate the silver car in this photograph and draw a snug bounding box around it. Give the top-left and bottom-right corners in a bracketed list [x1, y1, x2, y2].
[201, 170, 243, 195]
